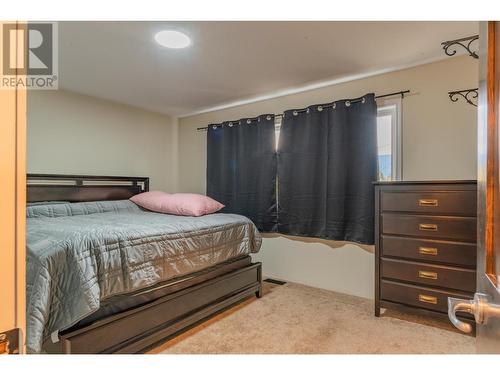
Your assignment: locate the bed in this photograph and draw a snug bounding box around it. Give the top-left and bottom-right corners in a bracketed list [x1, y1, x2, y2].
[26, 174, 263, 354]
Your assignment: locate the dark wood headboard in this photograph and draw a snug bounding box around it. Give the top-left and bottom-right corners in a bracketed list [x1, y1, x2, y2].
[27, 174, 149, 203]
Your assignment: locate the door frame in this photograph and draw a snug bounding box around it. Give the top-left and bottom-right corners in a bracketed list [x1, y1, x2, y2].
[476, 20, 500, 353]
[0, 20, 27, 353]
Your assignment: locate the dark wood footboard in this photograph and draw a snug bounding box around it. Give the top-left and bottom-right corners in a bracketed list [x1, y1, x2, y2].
[51, 262, 262, 354]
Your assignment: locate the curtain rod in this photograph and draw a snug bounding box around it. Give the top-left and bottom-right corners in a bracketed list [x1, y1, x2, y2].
[196, 90, 410, 131]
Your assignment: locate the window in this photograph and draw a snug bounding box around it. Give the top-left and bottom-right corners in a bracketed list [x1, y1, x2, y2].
[377, 99, 402, 181]
[275, 115, 282, 150]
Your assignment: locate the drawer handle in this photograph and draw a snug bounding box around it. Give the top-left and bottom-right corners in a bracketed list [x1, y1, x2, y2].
[419, 294, 438, 304]
[419, 246, 438, 255]
[419, 270, 438, 280]
[419, 223, 438, 231]
[419, 199, 438, 207]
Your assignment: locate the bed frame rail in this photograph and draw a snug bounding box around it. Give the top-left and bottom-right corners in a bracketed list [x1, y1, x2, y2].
[53, 262, 262, 354]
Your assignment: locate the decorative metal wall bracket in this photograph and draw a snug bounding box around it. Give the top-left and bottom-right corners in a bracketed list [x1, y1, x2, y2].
[441, 35, 479, 59]
[448, 88, 478, 107]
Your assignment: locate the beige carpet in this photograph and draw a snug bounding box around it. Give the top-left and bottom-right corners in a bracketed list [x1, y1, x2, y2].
[149, 281, 475, 354]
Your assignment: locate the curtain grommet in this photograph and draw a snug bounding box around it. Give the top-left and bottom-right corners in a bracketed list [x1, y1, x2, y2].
[292, 110, 298, 116]
[317, 105, 323, 112]
[332, 103, 336, 109]
[266, 115, 272, 120]
[345, 100, 351, 107]
[212, 125, 217, 130]
[228, 122, 233, 127]
[361, 97, 366, 104]
[246, 119, 251, 124]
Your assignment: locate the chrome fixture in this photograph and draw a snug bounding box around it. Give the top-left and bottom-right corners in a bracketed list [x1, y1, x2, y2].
[448, 293, 500, 333]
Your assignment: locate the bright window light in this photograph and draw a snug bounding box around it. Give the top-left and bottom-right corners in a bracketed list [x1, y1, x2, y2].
[154, 30, 191, 49]
[377, 100, 402, 181]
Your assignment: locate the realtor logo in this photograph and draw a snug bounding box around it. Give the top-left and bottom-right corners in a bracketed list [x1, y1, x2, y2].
[1, 22, 58, 89]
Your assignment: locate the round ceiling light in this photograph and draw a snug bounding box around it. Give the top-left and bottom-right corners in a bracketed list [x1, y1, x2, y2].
[154, 30, 191, 49]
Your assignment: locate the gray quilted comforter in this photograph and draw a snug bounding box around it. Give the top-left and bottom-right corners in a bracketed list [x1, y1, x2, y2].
[26, 200, 261, 353]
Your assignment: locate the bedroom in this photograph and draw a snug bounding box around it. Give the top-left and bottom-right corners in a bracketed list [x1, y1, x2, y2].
[1, 1, 500, 370]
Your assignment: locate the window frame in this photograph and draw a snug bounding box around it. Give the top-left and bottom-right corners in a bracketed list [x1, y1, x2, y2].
[377, 97, 402, 181]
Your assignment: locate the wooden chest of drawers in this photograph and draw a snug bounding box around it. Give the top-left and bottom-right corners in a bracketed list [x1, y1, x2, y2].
[374, 181, 477, 327]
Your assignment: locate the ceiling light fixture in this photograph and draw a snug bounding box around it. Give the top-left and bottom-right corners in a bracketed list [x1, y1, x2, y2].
[154, 30, 191, 49]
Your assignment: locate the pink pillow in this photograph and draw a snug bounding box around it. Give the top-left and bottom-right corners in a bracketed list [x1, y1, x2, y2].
[130, 191, 224, 217]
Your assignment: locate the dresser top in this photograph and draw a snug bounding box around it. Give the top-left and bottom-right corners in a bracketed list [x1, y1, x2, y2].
[373, 179, 477, 185]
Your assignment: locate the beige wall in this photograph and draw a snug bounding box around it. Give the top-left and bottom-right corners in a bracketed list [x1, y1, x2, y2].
[27, 90, 176, 192]
[178, 56, 478, 299]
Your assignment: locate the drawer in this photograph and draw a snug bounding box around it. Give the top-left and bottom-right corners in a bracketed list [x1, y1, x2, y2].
[381, 213, 476, 241]
[60, 263, 261, 353]
[381, 258, 476, 292]
[381, 235, 476, 267]
[380, 190, 476, 216]
[380, 279, 473, 314]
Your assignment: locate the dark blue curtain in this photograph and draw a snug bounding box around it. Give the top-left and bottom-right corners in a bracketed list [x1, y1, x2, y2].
[277, 93, 378, 244]
[206, 115, 277, 232]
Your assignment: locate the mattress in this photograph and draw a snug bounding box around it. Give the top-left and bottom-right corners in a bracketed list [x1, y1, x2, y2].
[26, 200, 261, 353]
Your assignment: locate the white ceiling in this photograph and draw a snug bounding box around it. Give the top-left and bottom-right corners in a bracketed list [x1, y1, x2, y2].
[58, 21, 478, 117]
